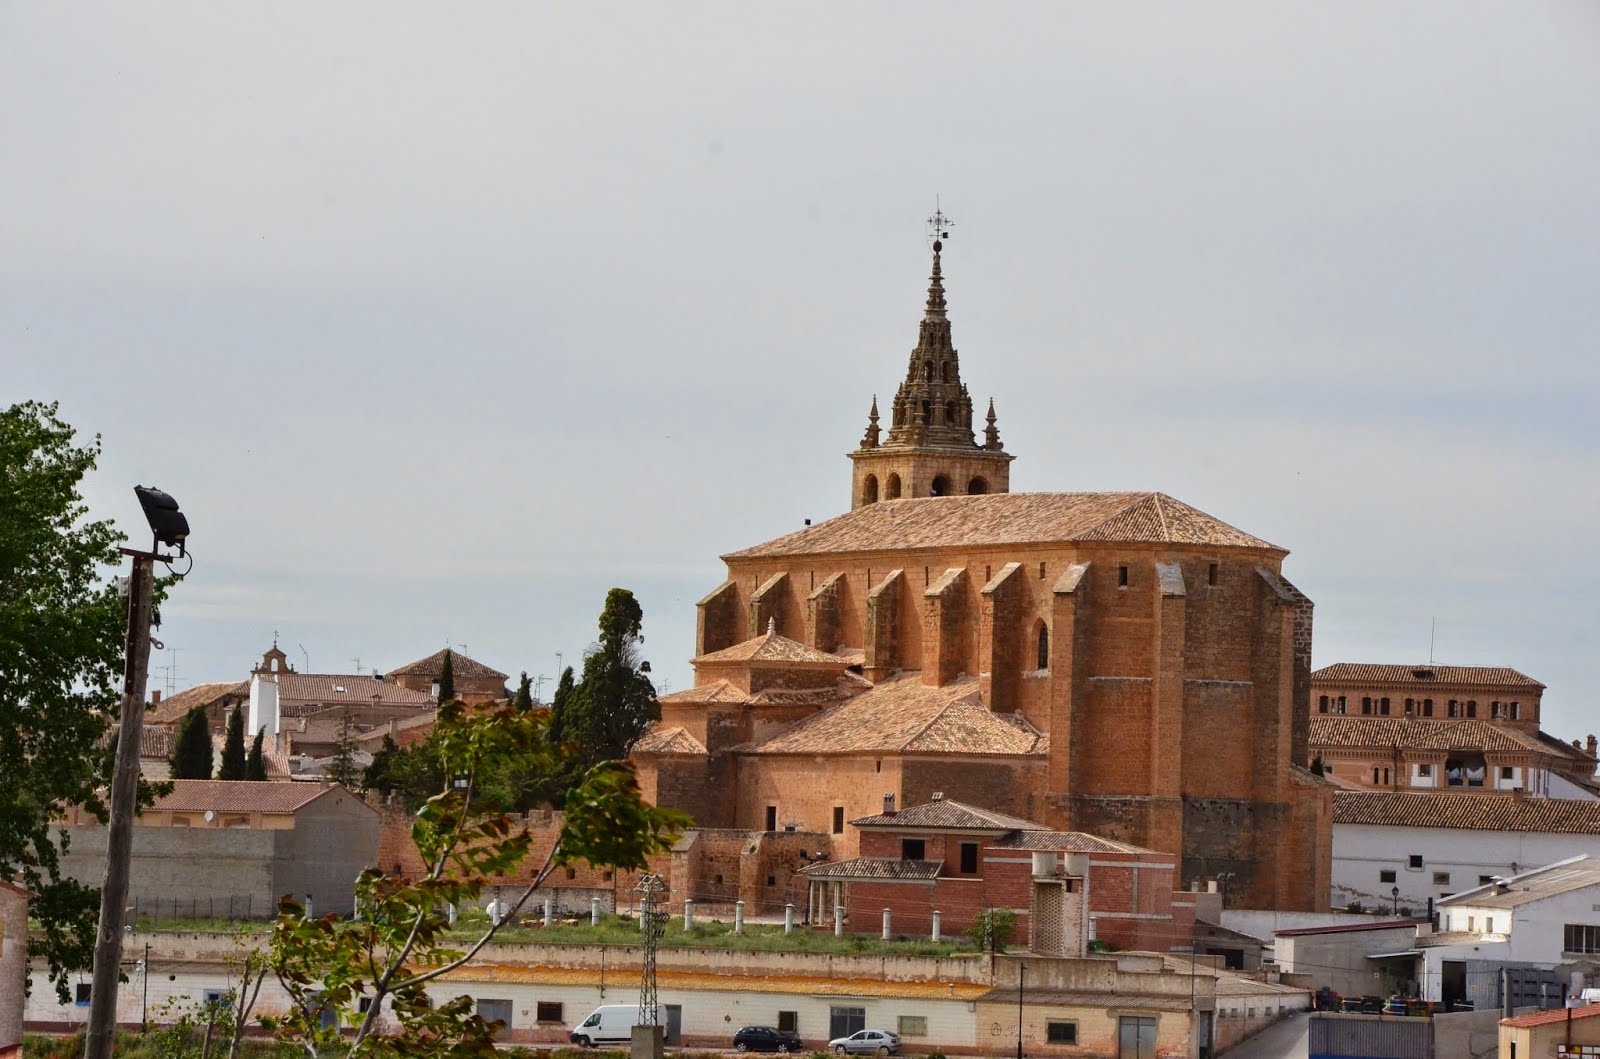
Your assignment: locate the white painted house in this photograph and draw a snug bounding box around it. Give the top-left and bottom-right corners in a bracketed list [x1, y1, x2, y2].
[1331, 791, 1600, 911]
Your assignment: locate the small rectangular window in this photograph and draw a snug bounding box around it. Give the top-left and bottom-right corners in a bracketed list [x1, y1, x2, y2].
[902, 837, 926, 860]
[1433, 872, 1451, 886]
[778, 1011, 798, 1034]
[766, 805, 778, 831]
[1046, 1021, 1078, 1044]
[1379, 870, 1396, 883]
[476, 999, 513, 1027]
[960, 842, 979, 874]
[1417, 764, 1432, 778]
[1409, 855, 1423, 869]
[1208, 562, 1218, 586]
[897, 1016, 928, 1037]
[1118, 565, 1129, 587]
[358, 997, 374, 1014]
[1479, 876, 1494, 886]
[75, 982, 92, 1005]
[1037, 562, 1046, 579]
[832, 806, 845, 834]
[1501, 766, 1515, 781]
[536, 1001, 564, 1023]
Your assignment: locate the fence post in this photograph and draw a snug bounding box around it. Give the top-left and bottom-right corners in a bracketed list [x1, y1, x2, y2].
[784, 904, 795, 935]
[544, 897, 553, 927]
[932, 910, 942, 942]
[591, 896, 601, 926]
[684, 900, 695, 930]
[835, 905, 844, 937]
[882, 908, 891, 940]
[734, 901, 745, 935]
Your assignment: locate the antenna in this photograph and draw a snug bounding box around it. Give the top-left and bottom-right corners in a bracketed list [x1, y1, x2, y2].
[533, 674, 549, 703]
[1429, 618, 1436, 665]
[351, 656, 362, 675]
[296, 644, 309, 673]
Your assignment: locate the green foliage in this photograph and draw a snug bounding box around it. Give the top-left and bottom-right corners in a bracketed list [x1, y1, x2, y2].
[965, 908, 1018, 953]
[546, 665, 575, 746]
[363, 734, 400, 795]
[563, 589, 659, 764]
[245, 727, 266, 782]
[171, 705, 215, 779]
[268, 701, 688, 1057]
[326, 707, 360, 790]
[0, 400, 135, 999]
[437, 649, 455, 705]
[511, 671, 533, 711]
[1346, 900, 1365, 913]
[218, 704, 248, 781]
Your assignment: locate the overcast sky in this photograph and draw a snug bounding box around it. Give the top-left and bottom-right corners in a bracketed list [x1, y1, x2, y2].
[4, 3, 1596, 736]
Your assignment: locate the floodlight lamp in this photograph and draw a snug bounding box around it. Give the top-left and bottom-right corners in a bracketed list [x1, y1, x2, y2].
[134, 485, 189, 554]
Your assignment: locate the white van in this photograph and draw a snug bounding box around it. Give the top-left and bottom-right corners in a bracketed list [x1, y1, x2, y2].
[569, 1004, 660, 1047]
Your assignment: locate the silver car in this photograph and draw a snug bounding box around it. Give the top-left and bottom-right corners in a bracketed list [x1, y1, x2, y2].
[828, 1029, 901, 1055]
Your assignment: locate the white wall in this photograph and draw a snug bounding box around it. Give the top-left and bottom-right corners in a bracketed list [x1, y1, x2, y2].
[1333, 824, 1600, 910]
[1443, 884, 1600, 965]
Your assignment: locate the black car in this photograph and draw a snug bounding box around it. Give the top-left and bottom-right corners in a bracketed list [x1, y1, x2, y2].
[734, 1026, 804, 1053]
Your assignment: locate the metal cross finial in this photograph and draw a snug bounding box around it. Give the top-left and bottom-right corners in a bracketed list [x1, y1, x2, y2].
[926, 199, 954, 246]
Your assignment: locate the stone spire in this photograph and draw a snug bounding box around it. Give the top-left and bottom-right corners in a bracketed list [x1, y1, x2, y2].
[847, 207, 1014, 508]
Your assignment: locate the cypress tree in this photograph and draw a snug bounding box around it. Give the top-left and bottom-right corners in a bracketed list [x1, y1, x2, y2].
[328, 707, 359, 789]
[170, 705, 214, 779]
[218, 704, 247, 780]
[437, 650, 455, 704]
[246, 727, 267, 781]
[547, 665, 576, 745]
[511, 672, 533, 711]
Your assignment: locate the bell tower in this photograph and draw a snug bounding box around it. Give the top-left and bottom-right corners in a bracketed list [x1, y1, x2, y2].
[849, 208, 1013, 509]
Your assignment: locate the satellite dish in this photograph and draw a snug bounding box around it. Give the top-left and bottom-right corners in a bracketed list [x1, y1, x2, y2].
[204, 810, 215, 822]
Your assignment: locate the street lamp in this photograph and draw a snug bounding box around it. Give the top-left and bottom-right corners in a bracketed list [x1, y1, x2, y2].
[1392, 886, 1401, 916]
[86, 487, 190, 1059]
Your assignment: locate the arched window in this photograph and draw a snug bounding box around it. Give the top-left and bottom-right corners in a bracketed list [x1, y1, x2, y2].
[1318, 695, 1329, 714]
[924, 360, 934, 382]
[930, 474, 951, 497]
[941, 361, 950, 382]
[1380, 697, 1391, 715]
[1423, 698, 1434, 717]
[968, 476, 988, 495]
[1511, 701, 1520, 720]
[1036, 622, 1050, 670]
[886, 473, 902, 499]
[944, 401, 956, 425]
[1466, 700, 1477, 718]
[920, 400, 931, 424]
[862, 475, 878, 505]
[1362, 696, 1372, 715]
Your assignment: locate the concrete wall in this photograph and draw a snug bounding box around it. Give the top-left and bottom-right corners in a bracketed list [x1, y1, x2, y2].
[1274, 925, 1419, 997]
[1, 884, 27, 1057]
[273, 788, 378, 915]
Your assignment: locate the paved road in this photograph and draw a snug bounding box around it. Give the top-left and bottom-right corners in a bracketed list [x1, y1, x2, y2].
[1220, 1011, 1310, 1058]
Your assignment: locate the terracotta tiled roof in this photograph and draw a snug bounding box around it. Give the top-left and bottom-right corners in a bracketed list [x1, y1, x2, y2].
[798, 857, 944, 881]
[148, 779, 364, 815]
[657, 672, 871, 708]
[144, 682, 247, 726]
[1309, 717, 1587, 759]
[1333, 792, 1600, 834]
[851, 798, 1047, 832]
[386, 648, 508, 682]
[1275, 920, 1420, 937]
[724, 492, 1282, 559]
[742, 673, 1045, 756]
[694, 629, 850, 666]
[658, 680, 753, 705]
[991, 831, 1157, 854]
[138, 725, 175, 759]
[1501, 1003, 1600, 1029]
[1312, 663, 1544, 689]
[632, 726, 709, 755]
[274, 674, 436, 709]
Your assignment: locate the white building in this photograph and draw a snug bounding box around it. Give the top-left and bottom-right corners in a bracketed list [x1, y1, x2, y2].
[1414, 856, 1600, 1008]
[1331, 791, 1600, 911]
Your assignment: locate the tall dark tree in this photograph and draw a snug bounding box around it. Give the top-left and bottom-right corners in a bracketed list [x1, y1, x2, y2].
[566, 588, 658, 763]
[0, 400, 139, 998]
[363, 734, 400, 795]
[327, 707, 359, 789]
[218, 703, 247, 780]
[546, 666, 576, 746]
[436, 649, 455, 704]
[245, 727, 267, 781]
[170, 705, 215, 779]
[511, 671, 533, 711]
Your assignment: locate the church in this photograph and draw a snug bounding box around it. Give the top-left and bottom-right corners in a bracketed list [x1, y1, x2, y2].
[634, 221, 1332, 912]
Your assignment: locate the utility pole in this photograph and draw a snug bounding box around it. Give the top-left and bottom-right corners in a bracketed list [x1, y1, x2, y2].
[85, 548, 156, 1059]
[1015, 961, 1025, 1059]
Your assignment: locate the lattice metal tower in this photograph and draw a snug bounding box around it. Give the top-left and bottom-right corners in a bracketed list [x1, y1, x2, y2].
[635, 874, 668, 1026]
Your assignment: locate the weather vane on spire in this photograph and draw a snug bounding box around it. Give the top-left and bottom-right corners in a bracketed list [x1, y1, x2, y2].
[926, 198, 953, 249]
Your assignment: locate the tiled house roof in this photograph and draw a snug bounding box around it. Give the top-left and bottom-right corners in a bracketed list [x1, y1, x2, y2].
[798, 858, 944, 881]
[1312, 663, 1544, 689]
[657, 672, 871, 708]
[149, 780, 364, 815]
[851, 799, 1047, 831]
[724, 492, 1282, 560]
[742, 674, 1045, 756]
[991, 831, 1156, 854]
[632, 726, 709, 755]
[145, 681, 247, 726]
[1332, 791, 1600, 834]
[274, 674, 436, 712]
[387, 649, 508, 682]
[1309, 717, 1589, 760]
[694, 629, 849, 666]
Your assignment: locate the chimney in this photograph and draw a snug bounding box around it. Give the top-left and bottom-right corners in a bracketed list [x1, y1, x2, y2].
[882, 793, 897, 816]
[1587, 735, 1597, 758]
[150, 689, 162, 705]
